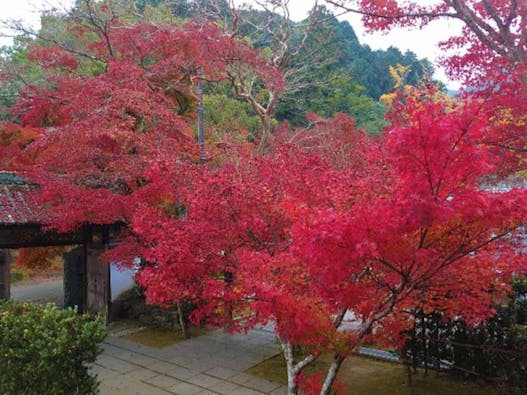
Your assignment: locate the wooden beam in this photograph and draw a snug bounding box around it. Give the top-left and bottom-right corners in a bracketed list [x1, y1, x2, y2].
[0, 225, 87, 248]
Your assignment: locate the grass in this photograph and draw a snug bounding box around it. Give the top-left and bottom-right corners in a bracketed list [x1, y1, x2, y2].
[107, 319, 144, 333]
[10, 270, 26, 284]
[247, 353, 505, 395]
[120, 325, 210, 348]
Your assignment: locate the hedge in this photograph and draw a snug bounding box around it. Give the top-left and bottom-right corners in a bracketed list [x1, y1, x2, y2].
[0, 301, 107, 394]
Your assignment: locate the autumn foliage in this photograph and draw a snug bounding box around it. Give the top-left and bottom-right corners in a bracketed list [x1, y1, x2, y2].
[2, 1, 527, 394]
[15, 247, 66, 274]
[107, 89, 527, 393]
[332, 0, 527, 172]
[0, 14, 283, 231]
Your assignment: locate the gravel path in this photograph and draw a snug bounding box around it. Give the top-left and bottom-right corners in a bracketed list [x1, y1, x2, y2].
[11, 276, 64, 308]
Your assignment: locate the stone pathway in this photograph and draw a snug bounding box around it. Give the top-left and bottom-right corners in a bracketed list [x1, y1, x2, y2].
[93, 327, 287, 395]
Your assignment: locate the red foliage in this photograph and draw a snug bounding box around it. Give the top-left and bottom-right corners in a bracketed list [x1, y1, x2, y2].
[2, 16, 283, 231]
[297, 371, 346, 395]
[0, 122, 39, 169]
[115, 88, 527, 348]
[108, 87, 527, 394]
[335, 0, 527, 173]
[16, 246, 65, 273]
[4, 5, 527, 393]
[28, 45, 79, 71]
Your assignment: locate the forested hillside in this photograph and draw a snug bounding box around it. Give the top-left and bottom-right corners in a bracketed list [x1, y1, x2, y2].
[161, 0, 436, 133]
[0, 0, 435, 135]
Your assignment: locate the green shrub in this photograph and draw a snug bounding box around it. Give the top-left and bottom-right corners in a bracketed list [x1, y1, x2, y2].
[0, 301, 107, 394]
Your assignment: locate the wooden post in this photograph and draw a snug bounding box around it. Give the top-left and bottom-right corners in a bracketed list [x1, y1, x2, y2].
[0, 249, 11, 300]
[63, 247, 86, 312]
[85, 237, 110, 322]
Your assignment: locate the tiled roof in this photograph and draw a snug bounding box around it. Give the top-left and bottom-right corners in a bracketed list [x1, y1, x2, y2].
[0, 171, 42, 225]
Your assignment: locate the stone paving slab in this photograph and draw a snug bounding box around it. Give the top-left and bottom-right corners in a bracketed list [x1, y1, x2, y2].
[186, 373, 225, 389]
[95, 328, 283, 394]
[144, 374, 184, 389]
[207, 380, 241, 395]
[243, 376, 282, 393]
[229, 372, 259, 386]
[165, 365, 199, 381]
[168, 381, 207, 395]
[205, 366, 240, 380]
[125, 368, 160, 381]
[270, 386, 288, 395]
[100, 376, 172, 395]
[229, 388, 266, 395]
[96, 355, 139, 374]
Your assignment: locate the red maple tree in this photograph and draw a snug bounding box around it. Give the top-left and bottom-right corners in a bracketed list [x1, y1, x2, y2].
[2, 8, 282, 230]
[106, 92, 527, 394]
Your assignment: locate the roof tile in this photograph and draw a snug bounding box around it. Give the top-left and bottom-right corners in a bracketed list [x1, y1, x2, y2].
[0, 172, 42, 225]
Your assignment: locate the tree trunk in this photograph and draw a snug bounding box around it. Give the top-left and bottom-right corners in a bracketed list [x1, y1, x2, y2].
[257, 113, 273, 154]
[435, 320, 441, 375]
[223, 270, 234, 333]
[409, 315, 418, 374]
[319, 353, 345, 395]
[406, 360, 414, 387]
[176, 302, 188, 339]
[281, 341, 300, 395]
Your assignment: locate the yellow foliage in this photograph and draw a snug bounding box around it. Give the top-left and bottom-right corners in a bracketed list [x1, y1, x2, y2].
[379, 64, 412, 106]
[493, 107, 527, 127]
[380, 92, 397, 106]
[380, 64, 451, 108]
[389, 64, 411, 90]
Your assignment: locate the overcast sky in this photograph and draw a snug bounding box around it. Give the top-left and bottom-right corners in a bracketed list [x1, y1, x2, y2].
[0, 0, 463, 89]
